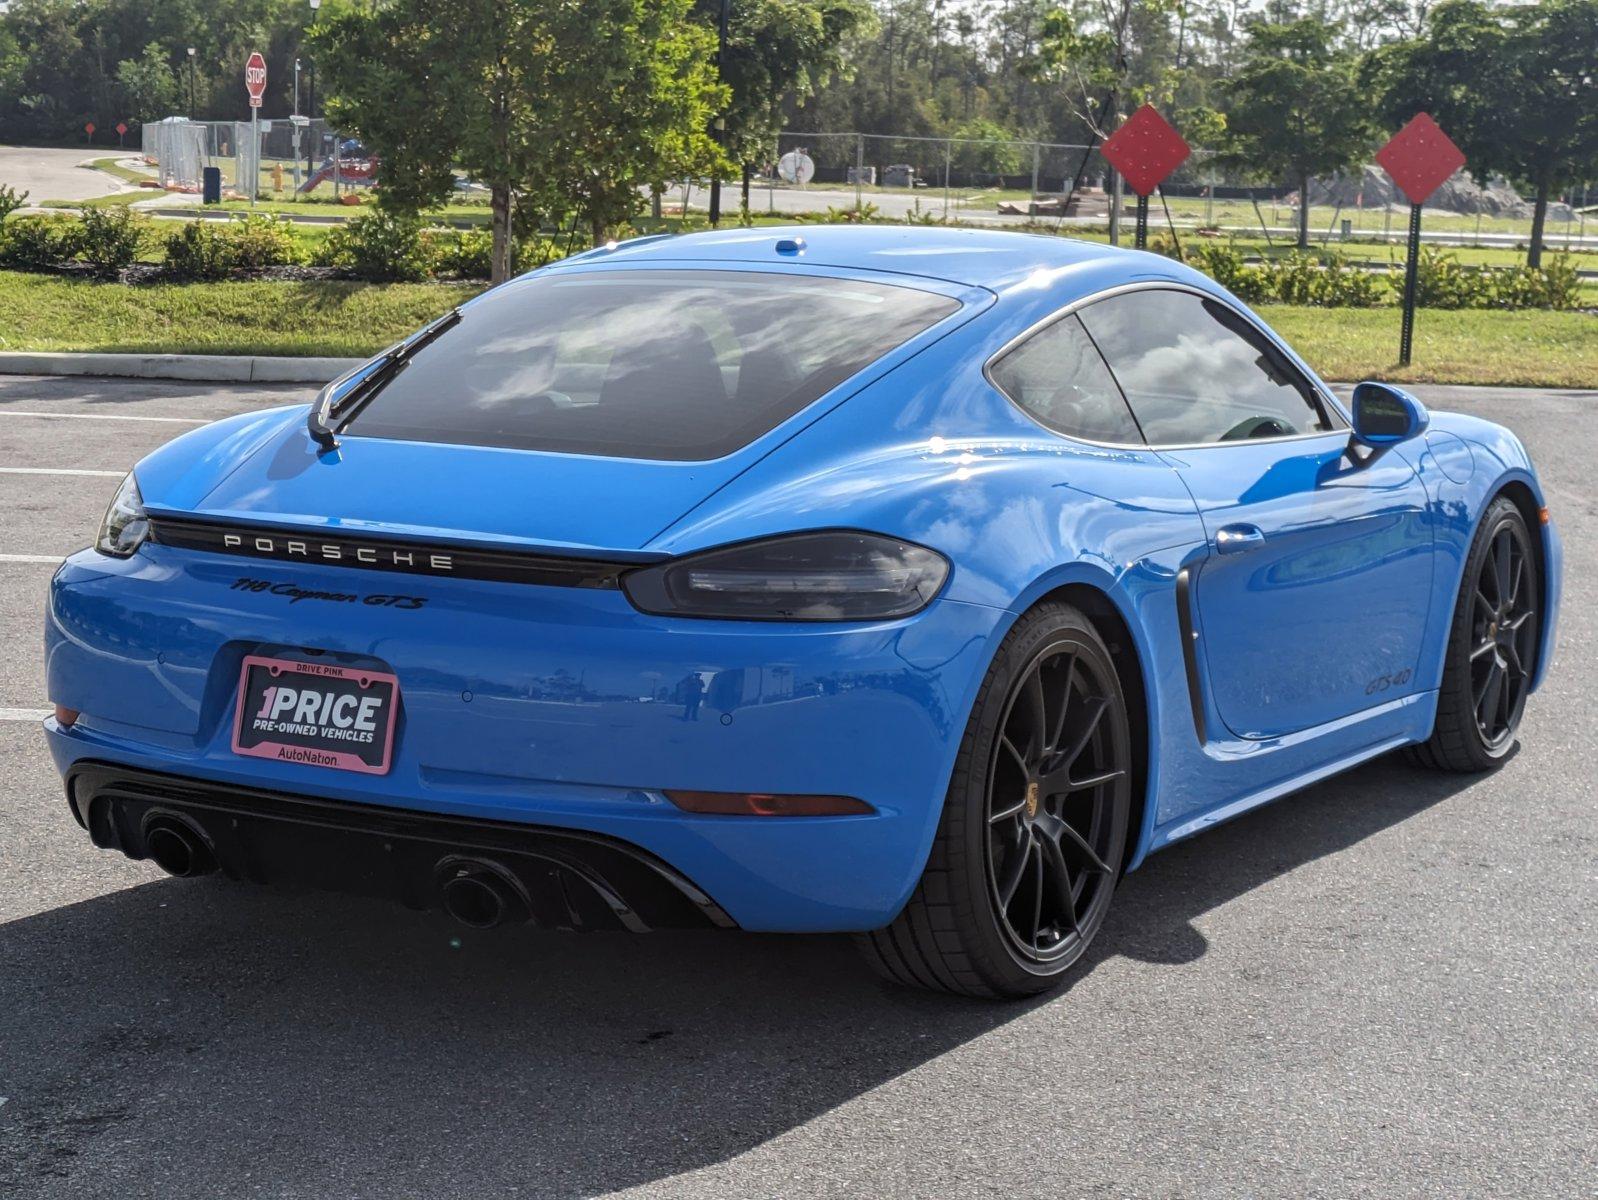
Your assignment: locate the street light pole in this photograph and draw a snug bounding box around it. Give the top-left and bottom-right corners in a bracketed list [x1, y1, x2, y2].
[307, 0, 321, 186]
[292, 59, 303, 193]
[707, 0, 730, 226]
[187, 47, 196, 119]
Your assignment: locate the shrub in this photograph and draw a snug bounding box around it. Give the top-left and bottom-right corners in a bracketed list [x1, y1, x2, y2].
[426, 227, 492, 278]
[164, 214, 301, 280]
[1262, 253, 1324, 306]
[1262, 252, 1387, 308]
[823, 201, 880, 224]
[516, 234, 570, 272]
[313, 210, 435, 281]
[162, 221, 234, 280]
[0, 183, 28, 223]
[0, 215, 78, 271]
[76, 206, 144, 276]
[1188, 243, 1273, 304]
[1490, 255, 1581, 311]
[226, 213, 300, 270]
[1406, 247, 1494, 309]
[1397, 248, 1581, 311]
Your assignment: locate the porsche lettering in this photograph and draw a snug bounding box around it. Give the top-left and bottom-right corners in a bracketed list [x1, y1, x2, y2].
[221, 532, 453, 572]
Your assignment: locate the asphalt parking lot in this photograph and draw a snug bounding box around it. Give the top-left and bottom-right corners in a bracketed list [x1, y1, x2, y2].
[0, 374, 1592, 1198]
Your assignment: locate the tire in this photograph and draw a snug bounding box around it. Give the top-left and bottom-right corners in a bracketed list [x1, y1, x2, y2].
[857, 601, 1132, 999]
[1408, 495, 1540, 773]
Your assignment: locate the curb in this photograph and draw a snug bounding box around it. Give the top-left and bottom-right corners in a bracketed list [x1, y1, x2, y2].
[0, 352, 363, 384]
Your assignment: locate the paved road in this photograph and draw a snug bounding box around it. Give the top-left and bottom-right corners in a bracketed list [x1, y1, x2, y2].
[0, 376, 1592, 1198]
[0, 146, 127, 203]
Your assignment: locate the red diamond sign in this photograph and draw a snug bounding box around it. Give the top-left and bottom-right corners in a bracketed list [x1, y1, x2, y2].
[1101, 104, 1191, 198]
[1376, 113, 1466, 206]
[115, 122, 128, 136]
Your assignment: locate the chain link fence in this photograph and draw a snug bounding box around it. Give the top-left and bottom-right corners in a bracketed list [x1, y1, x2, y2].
[717, 131, 1594, 250]
[139, 115, 369, 200]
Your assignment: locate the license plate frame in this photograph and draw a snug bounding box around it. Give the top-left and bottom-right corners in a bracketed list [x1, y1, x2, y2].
[232, 654, 399, 775]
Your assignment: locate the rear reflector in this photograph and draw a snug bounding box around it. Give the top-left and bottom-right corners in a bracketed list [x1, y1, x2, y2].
[664, 790, 874, 817]
[54, 704, 79, 727]
[1539, 506, 1550, 525]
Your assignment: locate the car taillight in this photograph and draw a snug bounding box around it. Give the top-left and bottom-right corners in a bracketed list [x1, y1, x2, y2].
[621, 531, 948, 622]
[94, 473, 148, 558]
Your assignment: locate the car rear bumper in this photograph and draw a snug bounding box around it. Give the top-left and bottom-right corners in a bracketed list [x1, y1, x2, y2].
[64, 760, 735, 932]
[45, 547, 1006, 931]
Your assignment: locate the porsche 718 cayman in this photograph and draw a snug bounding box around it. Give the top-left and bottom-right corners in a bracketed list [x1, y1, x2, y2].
[46, 227, 1563, 997]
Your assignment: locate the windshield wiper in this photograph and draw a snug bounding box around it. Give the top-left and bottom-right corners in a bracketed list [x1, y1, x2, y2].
[307, 308, 463, 450]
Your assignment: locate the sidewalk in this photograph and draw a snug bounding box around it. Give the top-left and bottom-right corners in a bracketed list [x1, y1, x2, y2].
[0, 351, 361, 384]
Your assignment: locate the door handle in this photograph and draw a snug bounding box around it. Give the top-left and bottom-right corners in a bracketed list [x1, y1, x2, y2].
[1214, 523, 1266, 554]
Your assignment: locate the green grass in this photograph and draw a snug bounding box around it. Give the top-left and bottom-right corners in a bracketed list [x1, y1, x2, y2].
[41, 191, 151, 210]
[0, 270, 1590, 386]
[84, 156, 157, 186]
[1264, 306, 1598, 389]
[211, 198, 492, 223]
[0, 271, 480, 356]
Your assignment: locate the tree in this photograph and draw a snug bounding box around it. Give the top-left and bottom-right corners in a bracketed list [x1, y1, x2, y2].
[311, 0, 727, 281]
[948, 117, 1025, 178]
[693, 0, 871, 193]
[1365, 0, 1598, 266]
[1019, 0, 1184, 195]
[115, 43, 180, 122]
[1218, 16, 1375, 248]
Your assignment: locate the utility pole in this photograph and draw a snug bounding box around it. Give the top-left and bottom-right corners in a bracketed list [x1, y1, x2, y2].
[292, 59, 303, 193]
[708, 0, 730, 226]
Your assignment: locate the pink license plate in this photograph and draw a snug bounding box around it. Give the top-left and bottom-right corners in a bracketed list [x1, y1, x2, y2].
[232, 655, 399, 775]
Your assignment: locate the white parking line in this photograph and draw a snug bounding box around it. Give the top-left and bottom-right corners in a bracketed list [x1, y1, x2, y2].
[0, 467, 123, 477]
[0, 410, 207, 425]
[0, 554, 63, 564]
[0, 708, 49, 722]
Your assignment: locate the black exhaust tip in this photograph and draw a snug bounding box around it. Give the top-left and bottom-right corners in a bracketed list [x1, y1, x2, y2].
[142, 815, 217, 878]
[436, 857, 531, 930]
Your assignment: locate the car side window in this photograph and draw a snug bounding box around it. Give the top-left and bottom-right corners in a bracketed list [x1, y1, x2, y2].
[1077, 289, 1340, 445]
[988, 313, 1143, 444]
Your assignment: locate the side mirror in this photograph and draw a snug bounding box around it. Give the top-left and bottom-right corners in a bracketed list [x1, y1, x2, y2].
[1351, 381, 1429, 446]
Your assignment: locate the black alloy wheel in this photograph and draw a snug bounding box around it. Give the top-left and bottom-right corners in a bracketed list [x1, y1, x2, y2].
[859, 602, 1132, 998]
[985, 639, 1125, 964]
[1469, 520, 1538, 750]
[1410, 495, 1540, 773]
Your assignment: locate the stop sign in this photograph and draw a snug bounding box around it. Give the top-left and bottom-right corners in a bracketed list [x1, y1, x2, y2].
[83, 122, 95, 135]
[245, 52, 267, 108]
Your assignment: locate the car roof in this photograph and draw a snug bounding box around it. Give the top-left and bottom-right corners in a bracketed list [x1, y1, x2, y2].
[570, 224, 1186, 297]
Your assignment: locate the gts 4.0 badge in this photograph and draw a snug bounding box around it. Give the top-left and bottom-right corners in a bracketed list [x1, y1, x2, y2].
[230, 577, 427, 610]
[1364, 667, 1413, 696]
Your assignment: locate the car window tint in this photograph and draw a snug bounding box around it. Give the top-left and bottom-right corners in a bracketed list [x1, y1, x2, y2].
[344, 269, 960, 461]
[1077, 290, 1336, 445]
[988, 313, 1142, 444]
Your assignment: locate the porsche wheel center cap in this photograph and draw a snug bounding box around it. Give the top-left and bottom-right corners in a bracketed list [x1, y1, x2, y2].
[1024, 780, 1040, 820]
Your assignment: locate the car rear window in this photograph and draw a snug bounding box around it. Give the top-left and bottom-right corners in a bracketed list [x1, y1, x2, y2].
[343, 268, 961, 461]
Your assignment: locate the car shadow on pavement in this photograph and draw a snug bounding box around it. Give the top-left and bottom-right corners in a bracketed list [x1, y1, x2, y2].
[0, 752, 1483, 1198]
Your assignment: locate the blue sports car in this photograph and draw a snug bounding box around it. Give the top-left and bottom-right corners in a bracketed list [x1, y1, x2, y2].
[46, 226, 1562, 998]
